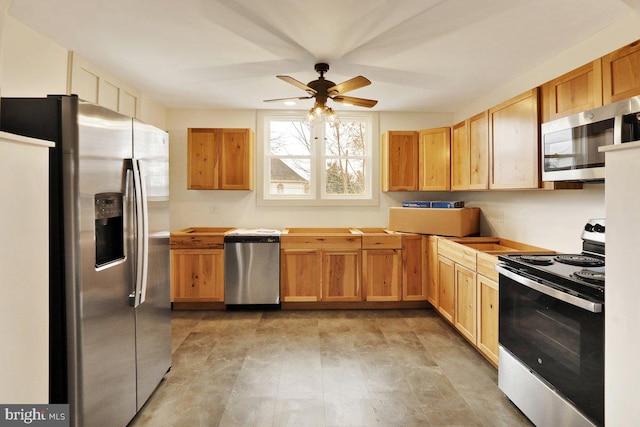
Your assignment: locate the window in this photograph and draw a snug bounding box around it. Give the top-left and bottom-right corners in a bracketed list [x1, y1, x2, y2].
[258, 111, 378, 206]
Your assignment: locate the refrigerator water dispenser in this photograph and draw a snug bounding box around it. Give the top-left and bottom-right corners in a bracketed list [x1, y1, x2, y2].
[95, 192, 124, 267]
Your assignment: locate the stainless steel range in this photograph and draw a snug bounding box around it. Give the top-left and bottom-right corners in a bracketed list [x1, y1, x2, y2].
[496, 219, 605, 427]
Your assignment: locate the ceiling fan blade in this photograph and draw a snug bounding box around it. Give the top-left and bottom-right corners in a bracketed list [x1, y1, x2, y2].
[263, 96, 313, 103]
[327, 76, 371, 95]
[332, 95, 378, 108]
[277, 75, 317, 94]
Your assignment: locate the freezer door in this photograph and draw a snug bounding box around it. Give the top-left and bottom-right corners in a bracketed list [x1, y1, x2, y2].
[71, 101, 137, 427]
[133, 119, 171, 410]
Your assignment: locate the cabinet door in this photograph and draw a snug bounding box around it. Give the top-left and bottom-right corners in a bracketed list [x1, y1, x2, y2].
[170, 249, 224, 302]
[419, 127, 451, 191]
[322, 250, 361, 301]
[542, 59, 603, 122]
[187, 128, 219, 189]
[219, 128, 254, 190]
[402, 234, 427, 301]
[437, 255, 455, 323]
[477, 275, 499, 367]
[451, 120, 469, 191]
[426, 236, 439, 307]
[468, 111, 489, 190]
[382, 131, 419, 191]
[454, 264, 477, 345]
[489, 88, 540, 189]
[363, 249, 402, 302]
[603, 40, 640, 104]
[280, 249, 322, 302]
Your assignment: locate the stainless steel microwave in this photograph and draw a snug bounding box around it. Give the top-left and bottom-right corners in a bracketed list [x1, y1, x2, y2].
[541, 95, 640, 182]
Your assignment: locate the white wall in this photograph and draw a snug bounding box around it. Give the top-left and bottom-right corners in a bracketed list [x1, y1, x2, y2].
[0, 15, 67, 96]
[0, 15, 167, 128]
[167, 108, 452, 231]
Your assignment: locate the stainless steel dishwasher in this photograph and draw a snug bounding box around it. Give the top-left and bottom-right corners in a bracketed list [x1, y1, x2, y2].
[224, 229, 281, 306]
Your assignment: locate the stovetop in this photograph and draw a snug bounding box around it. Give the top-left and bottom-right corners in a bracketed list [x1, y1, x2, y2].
[498, 252, 605, 301]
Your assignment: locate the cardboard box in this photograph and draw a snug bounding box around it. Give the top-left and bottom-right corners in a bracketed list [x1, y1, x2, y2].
[388, 207, 480, 237]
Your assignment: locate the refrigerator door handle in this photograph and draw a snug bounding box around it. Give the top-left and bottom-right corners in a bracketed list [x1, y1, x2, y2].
[136, 159, 150, 305]
[127, 159, 149, 307]
[125, 165, 137, 307]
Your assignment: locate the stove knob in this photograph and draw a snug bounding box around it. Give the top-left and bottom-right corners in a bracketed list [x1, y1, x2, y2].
[584, 223, 594, 232]
[594, 224, 605, 233]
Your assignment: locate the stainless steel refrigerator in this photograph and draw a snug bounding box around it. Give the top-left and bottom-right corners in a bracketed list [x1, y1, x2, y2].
[0, 95, 171, 427]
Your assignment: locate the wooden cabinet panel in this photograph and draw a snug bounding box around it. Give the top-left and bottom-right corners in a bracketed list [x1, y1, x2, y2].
[419, 127, 451, 191]
[454, 264, 477, 345]
[437, 238, 476, 271]
[468, 111, 489, 190]
[603, 40, 640, 104]
[542, 59, 603, 122]
[171, 249, 224, 302]
[219, 128, 254, 190]
[402, 234, 427, 301]
[382, 131, 419, 191]
[451, 121, 469, 190]
[187, 128, 219, 189]
[363, 249, 402, 302]
[322, 251, 361, 302]
[489, 88, 540, 189]
[426, 236, 439, 307]
[280, 249, 322, 302]
[437, 255, 455, 323]
[187, 128, 254, 190]
[477, 275, 499, 366]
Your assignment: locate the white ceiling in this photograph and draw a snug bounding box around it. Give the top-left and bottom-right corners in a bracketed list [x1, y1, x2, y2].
[8, 0, 637, 113]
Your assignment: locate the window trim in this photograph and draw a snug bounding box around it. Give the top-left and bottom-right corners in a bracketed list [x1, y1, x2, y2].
[257, 110, 380, 207]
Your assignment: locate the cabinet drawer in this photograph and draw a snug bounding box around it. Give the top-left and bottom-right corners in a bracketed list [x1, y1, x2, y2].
[280, 235, 361, 250]
[438, 238, 476, 270]
[361, 234, 402, 249]
[476, 252, 499, 282]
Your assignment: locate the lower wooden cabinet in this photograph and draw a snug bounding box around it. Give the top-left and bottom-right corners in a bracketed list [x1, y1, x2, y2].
[322, 250, 361, 301]
[170, 249, 224, 302]
[454, 264, 477, 344]
[280, 249, 322, 302]
[426, 236, 439, 307]
[363, 249, 402, 301]
[477, 274, 499, 366]
[437, 255, 455, 323]
[402, 234, 428, 301]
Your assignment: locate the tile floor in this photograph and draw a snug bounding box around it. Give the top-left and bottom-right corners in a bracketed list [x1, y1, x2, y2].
[129, 309, 531, 427]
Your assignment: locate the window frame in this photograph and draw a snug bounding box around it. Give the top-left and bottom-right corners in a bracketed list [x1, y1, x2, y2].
[257, 110, 379, 207]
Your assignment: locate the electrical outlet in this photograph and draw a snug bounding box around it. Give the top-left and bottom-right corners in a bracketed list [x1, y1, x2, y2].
[499, 211, 505, 223]
[210, 205, 220, 215]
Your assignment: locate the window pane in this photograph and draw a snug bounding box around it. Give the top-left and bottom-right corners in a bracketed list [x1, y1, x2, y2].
[269, 158, 310, 195]
[269, 121, 311, 155]
[325, 159, 365, 195]
[325, 121, 366, 156]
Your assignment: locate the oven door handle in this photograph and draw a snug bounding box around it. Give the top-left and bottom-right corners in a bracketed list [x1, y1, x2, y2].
[495, 264, 603, 313]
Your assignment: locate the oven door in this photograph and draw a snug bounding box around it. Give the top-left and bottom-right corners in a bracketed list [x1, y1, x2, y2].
[497, 265, 604, 426]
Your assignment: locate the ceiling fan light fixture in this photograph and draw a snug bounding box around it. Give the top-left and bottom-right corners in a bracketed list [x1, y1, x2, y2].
[307, 102, 338, 124]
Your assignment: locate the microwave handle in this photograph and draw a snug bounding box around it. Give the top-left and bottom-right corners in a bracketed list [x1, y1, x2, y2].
[495, 264, 603, 313]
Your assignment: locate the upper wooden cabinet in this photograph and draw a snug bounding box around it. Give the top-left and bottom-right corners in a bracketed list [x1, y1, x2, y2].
[541, 59, 603, 123]
[381, 131, 419, 191]
[468, 111, 490, 189]
[451, 121, 469, 191]
[187, 128, 254, 190]
[419, 127, 451, 191]
[602, 39, 640, 105]
[489, 88, 540, 190]
[451, 112, 489, 191]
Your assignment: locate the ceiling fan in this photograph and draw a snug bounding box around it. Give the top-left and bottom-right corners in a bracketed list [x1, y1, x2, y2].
[264, 63, 378, 121]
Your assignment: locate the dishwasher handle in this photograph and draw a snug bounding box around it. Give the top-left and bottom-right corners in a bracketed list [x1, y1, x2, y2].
[224, 235, 280, 244]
